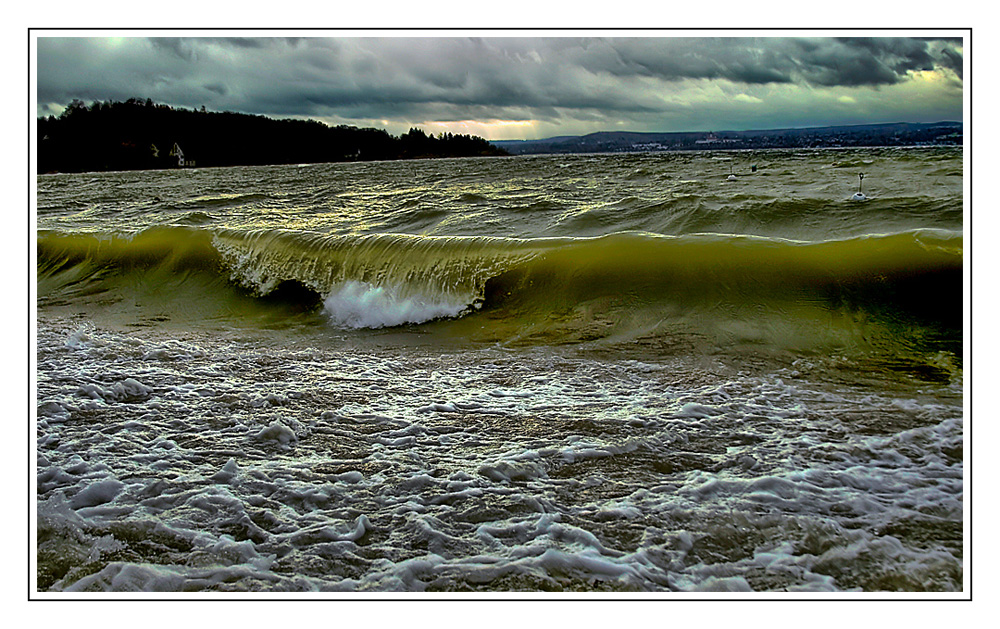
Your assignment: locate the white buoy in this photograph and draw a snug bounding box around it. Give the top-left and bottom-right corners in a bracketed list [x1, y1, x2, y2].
[727, 162, 737, 181]
[851, 173, 867, 201]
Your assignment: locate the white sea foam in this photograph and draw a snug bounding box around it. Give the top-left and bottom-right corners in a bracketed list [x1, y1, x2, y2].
[321, 280, 470, 328]
[34, 319, 964, 594]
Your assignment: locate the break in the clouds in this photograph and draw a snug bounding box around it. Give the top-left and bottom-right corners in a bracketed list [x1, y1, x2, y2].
[35, 34, 965, 140]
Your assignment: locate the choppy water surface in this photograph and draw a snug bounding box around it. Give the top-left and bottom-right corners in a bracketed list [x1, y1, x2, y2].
[35, 148, 965, 593]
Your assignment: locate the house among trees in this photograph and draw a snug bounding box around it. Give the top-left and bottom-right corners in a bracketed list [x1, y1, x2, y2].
[169, 143, 188, 167]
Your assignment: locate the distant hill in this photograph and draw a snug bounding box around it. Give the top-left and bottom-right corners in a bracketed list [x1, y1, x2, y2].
[491, 122, 963, 155]
[37, 98, 508, 174]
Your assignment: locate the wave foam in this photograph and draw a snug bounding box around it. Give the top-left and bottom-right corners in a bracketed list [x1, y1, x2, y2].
[322, 281, 471, 329]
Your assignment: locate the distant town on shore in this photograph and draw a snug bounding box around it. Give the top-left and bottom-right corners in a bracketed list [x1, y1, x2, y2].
[37, 98, 962, 174]
[492, 121, 963, 155]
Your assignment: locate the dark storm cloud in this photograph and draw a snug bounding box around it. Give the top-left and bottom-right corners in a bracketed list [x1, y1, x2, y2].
[939, 46, 964, 79]
[835, 37, 936, 72]
[594, 37, 956, 89]
[35, 34, 964, 136]
[585, 38, 795, 84]
[524, 37, 961, 88]
[789, 37, 938, 86]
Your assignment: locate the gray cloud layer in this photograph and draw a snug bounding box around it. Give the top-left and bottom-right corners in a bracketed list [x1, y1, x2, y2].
[36, 34, 964, 138]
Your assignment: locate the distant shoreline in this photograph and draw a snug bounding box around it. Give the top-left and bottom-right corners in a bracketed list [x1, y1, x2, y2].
[36, 100, 961, 174]
[490, 121, 962, 155]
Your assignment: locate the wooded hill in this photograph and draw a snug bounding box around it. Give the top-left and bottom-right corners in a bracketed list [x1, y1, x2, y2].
[37, 98, 508, 173]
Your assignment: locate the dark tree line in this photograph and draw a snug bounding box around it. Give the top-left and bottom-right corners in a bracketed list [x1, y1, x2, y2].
[37, 98, 508, 173]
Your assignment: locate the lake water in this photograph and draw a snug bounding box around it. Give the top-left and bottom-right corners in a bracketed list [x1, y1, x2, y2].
[35, 148, 965, 593]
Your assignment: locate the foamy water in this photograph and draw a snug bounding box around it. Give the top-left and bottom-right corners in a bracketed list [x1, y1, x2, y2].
[36, 320, 963, 593]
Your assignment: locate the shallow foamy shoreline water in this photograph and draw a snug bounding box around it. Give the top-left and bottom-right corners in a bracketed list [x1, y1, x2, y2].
[36, 314, 963, 593]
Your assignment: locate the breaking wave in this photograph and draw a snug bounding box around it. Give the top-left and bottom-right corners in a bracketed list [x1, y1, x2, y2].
[36, 225, 962, 355]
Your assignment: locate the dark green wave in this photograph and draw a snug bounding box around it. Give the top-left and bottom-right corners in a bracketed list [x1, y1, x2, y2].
[36, 226, 963, 355]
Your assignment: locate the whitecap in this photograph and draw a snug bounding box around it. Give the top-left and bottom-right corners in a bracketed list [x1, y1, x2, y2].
[321, 280, 470, 329]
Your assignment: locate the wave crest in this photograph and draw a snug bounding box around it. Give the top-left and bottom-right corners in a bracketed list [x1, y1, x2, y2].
[322, 280, 474, 329]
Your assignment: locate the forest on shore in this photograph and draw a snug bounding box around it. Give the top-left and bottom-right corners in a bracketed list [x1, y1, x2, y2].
[37, 98, 508, 173]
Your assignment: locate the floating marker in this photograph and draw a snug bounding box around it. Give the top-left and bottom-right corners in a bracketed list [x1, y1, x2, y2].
[851, 172, 867, 201]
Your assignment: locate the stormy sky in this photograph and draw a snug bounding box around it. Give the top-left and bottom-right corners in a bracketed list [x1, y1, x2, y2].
[34, 33, 965, 140]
